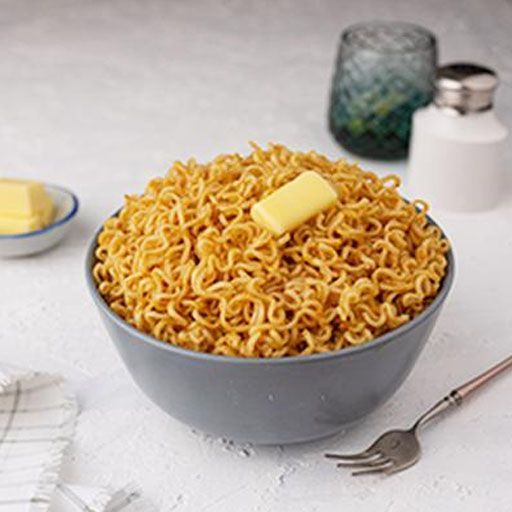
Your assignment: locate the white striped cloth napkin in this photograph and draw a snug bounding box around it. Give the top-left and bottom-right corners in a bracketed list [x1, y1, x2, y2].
[0, 364, 151, 512]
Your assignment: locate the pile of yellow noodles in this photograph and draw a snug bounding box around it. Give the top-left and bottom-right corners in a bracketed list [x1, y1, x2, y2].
[93, 144, 449, 358]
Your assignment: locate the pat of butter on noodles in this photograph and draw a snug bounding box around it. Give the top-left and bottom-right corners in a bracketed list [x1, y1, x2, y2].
[250, 171, 338, 236]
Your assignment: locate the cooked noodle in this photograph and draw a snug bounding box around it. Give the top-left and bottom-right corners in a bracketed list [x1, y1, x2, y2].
[93, 144, 449, 358]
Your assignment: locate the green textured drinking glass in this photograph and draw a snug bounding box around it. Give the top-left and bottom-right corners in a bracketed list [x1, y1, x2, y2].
[329, 21, 437, 159]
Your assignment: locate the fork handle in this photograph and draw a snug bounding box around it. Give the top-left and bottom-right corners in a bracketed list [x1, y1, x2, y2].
[413, 354, 512, 430]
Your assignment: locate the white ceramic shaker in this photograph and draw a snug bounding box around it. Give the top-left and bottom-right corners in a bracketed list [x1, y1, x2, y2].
[408, 63, 509, 212]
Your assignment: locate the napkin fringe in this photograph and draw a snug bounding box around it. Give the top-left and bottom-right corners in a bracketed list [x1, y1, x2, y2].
[29, 375, 78, 512]
[1, 365, 150, 511]
[0, 366, 36, 390]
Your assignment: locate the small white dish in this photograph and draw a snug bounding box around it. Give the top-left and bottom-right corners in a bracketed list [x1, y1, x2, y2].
[0, 184, 79, 258]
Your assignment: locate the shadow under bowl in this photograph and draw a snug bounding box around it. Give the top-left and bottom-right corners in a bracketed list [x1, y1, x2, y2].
[85, 219, 454, 445]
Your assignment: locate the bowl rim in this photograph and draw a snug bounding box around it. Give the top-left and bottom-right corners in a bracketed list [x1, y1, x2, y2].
[0, 183, 80, 240]
[85, 211, 455, 366]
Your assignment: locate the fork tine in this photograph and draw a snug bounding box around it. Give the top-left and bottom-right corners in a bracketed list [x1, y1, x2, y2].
[336, 456, 389, 469]
[324, 450, 378, 461]
[351, 462, 393, 477]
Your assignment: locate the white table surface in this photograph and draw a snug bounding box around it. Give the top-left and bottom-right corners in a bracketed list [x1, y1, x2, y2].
[1, 1, 511, 510]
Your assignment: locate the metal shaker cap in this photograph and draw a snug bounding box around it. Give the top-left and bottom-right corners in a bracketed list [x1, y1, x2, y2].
[434, 63, 499, 114]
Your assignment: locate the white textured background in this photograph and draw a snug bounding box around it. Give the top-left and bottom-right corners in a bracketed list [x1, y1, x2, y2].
[1, 1, 511, 510]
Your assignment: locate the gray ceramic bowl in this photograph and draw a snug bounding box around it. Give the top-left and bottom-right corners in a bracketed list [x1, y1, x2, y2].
[86, 222, 454, 445]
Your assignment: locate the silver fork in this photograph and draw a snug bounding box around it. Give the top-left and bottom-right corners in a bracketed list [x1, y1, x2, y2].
[325, 354, 512, 476]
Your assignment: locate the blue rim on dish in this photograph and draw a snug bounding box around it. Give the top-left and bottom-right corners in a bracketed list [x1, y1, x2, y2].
[85, 209, 455, 366]
[0, 184, 80, 240]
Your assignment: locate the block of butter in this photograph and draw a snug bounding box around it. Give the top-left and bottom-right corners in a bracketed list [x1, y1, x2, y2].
[251, 171, 338, 236]
[0, 179, 55, 234]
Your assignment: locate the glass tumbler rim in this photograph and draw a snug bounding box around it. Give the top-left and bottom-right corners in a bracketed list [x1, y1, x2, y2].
[341, 20, 437, 55]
